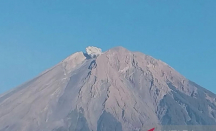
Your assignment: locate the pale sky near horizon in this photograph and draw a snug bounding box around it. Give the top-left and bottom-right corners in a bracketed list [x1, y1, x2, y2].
[0, 0, 216, 94]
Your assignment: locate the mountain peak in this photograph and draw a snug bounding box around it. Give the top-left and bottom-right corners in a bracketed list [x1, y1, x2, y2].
[109, 46, 130, 52]
[1, 46, 216, 131]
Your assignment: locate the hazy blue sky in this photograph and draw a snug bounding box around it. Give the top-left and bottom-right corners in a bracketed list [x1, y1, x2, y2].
[0, 0, 216, 94]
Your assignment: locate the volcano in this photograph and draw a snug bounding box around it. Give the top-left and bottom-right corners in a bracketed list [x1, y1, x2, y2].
[0, 46, 216, 131]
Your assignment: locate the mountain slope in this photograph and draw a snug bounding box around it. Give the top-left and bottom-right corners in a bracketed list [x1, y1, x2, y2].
[0, 46, 215, 131]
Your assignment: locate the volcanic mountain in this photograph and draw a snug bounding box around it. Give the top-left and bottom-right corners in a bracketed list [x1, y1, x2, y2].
[0, 46, 216, 131]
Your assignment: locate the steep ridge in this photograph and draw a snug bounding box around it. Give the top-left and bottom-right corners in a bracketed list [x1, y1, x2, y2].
[0, 46, 215, 131]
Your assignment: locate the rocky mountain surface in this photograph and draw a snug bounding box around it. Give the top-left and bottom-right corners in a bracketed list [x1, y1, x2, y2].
[0, 46, 216, 131]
